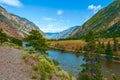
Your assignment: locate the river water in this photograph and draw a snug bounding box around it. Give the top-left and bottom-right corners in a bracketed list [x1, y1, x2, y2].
[47, 50, 120, 78]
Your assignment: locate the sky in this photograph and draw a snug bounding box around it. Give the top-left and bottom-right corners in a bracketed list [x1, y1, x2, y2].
[0, 0, 114, 33]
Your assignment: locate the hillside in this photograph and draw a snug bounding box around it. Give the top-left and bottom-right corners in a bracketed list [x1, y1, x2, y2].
[70, 0, 120, 38]
[46, 26, 79, 39]
[0, 6, 44, 39]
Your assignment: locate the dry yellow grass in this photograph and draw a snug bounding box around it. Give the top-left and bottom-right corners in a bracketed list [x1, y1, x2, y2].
[48, 38, 120, 52]
[48, 40, 86, 52]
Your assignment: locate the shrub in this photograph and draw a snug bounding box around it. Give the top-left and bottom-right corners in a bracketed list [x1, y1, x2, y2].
[0, 28, 8, 44]
[9, 37, 22, 46]
[77, 72, 94, 80]
[56, 66, 62, 71]
[40, 71, 46, 80]
[53, 59, 59, 66]
[28, 48, 36, 54]
[32, 64, 38, 71]
[48, 73, 53, 80]
[22, 54, 29, 62]
[32, 73, 37, 79]
[68, 72, 73, 80]
[57, 71, 65, 77]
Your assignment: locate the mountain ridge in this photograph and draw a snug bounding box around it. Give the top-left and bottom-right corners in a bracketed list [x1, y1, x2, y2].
[46, 26, 80, 39]
[70, 0, 120, 38]
[0, 5, 44, 39]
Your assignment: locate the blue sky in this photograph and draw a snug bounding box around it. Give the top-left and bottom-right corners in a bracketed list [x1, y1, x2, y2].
[0, 0, 114, 32]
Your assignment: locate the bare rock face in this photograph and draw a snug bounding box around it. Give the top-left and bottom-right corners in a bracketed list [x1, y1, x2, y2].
[0, 6, 44, 39]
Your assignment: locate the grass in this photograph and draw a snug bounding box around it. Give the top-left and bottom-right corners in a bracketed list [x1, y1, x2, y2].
[2, 42, 23, 49]
[48, 38, 120, 53]
[48, 40, 86, 52]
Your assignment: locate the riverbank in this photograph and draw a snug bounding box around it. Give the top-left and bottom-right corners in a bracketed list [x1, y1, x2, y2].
[48, 39, 120, 62]
[0, 43, 76, 80]
[47, 50, 120, 80]
[48, 39, 120, 53]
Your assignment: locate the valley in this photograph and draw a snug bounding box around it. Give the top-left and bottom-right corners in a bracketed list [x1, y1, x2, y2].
[0, 0, 120, 80]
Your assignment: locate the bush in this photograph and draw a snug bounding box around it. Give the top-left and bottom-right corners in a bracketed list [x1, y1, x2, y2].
[57, 71, 65, 77]
[28, 48, 36, 54]
[53, 59, 59, 66]
[22, 54, 29, 62]
[56, 66, 62, 71]
[0, 28, 8, 44]
[77, 72, 94, 80]
[32, 64, 38, 71]
[32, 73, 37, 79]
[40, 71, 46, 80]
[68, 72, 73, 80]
[9, 37, 22, 46]
[48, 73, 53, 80]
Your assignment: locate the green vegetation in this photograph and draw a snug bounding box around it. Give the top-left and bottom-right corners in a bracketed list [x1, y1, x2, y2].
[77, 31, 120, 80]
[113, 37, 119, 52]
[23, 53, 70, 80]
[9, 37, 22, 46]
[0, 28, 22, 47]
[77, 31, 103, 80]
[105, 41, 113, 60]
[70, 0, 120, 38]
[0, 28, 8, 44]
[24, 30, 47, 50]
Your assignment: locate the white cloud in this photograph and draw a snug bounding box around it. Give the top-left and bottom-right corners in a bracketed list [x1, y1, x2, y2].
[0, 0, 22, 7]
[88, 4, 102, 13]
[43, 17, 55, 21]
[57, 10, 63, 15]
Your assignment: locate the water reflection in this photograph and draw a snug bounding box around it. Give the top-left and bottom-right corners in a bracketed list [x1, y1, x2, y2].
[47, 50, 120, 78]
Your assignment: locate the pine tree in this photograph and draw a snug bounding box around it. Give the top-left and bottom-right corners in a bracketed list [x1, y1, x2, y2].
[0, 28, 8, 44]
[105, 41, 113, 60]
[101, 42, 105, 49]
[24, 30, 47, 50]
[78, 31, 103, 80]
[113, 37, 119, 52]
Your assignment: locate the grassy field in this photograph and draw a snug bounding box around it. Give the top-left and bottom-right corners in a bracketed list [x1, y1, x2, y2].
[48, 38, 120, 53]
[48, 40, 86, 52]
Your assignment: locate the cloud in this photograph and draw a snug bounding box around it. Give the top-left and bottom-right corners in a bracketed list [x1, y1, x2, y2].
[43, 17, 55, 21]
[88, 4, 102, 13]
[57, 10, 63, 15]
[0, 0, 22, 7]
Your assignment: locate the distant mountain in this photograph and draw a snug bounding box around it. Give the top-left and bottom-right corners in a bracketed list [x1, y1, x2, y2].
[0, 6, 44, 39]
[45, 32, 59, 39]
[46, 26, 79, 39]
[70, 0, 120, 38]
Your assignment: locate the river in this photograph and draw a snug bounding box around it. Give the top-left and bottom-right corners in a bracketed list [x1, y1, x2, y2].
[47, 50, 120, 79]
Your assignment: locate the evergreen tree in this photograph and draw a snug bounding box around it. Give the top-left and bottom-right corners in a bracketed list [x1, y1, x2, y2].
[9, 37, 22, 46]
[101, 42, 105, 49]
[113, 37, 119, 52]
[0, 28, 8, 44]
[78, 31, 103, 80]
[105, 41, 113, 60]
[96, 41, 106, 55]
[85, 31, 96, 53]
[24, 30, 47, 50]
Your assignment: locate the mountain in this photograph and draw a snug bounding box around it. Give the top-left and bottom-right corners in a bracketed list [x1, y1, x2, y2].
[45, 32, 59, 39]
[46, 26, 79, 39]
[70, 0, 120, 38]
[0, 6, 44, 39]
